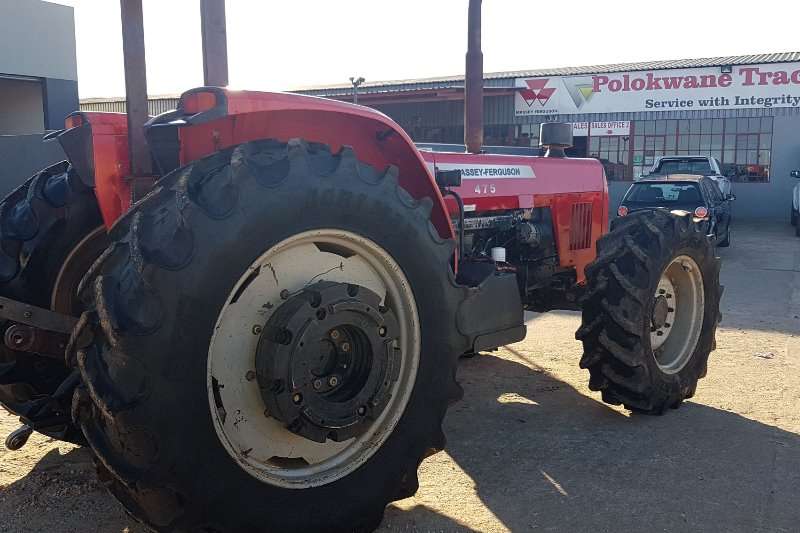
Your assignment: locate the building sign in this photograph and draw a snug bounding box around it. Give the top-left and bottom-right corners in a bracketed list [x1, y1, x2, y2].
[515, 62, 800, 116]
[570, 121, 630, 136]
[572, 122, 589, 136]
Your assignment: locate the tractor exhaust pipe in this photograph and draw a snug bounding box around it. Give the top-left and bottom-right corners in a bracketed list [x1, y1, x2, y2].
[200, 0, 228, 87]
[120, 0, 152, 177]
[464, 0, 483, 154]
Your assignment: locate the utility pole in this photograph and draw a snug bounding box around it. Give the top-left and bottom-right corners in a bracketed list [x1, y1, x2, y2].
[349, 76, 365, 104]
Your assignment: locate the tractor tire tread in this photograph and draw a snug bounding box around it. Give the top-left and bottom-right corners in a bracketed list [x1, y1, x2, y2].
[74, 139, 468, 532]
[576, 209, 721, 414]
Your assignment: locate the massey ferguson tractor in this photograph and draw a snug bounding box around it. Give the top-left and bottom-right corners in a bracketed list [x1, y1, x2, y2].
[0, 1, 720, 531]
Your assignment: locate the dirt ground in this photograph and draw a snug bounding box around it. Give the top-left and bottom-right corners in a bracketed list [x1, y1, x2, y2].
[2, 221, 799, 533]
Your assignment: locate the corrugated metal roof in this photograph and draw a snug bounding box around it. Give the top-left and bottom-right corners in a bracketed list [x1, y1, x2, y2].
[78, 51, 800, 105]
[295, 52, 800, 96]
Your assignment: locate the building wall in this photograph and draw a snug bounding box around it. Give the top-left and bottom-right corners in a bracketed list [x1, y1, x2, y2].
[80, 97, 182, 117]
[0, 78, 44, 134]
[0, 0, 77, 81]
[0, 1, 79, 131]
[0, 134, 65, 197]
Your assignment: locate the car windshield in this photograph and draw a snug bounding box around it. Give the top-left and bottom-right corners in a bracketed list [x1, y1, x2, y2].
[653, 159, 713, 175]
[625, 182, 703, 204]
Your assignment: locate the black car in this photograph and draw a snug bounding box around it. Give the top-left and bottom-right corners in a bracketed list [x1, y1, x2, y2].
[617, 175, 734, 247]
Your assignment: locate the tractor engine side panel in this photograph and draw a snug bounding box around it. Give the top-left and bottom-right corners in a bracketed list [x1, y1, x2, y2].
[422, 151, 607, 283]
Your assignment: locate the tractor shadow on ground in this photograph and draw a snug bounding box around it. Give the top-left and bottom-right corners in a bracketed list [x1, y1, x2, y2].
[0, 445, 145, 533]
[382, 348, 800, 533]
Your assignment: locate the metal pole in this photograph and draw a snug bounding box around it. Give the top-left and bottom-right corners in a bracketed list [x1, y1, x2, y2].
[350, 76, 364, 105]
[120, 0, 152, 176]
[200, 0, 228, 86]
[464, 0, 483, 154]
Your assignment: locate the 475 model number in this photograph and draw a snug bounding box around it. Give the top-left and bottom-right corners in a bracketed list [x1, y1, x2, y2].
[473, 184, 496, 194]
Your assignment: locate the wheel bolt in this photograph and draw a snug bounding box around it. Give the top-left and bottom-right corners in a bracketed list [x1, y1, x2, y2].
[329, 376, 339, 387]
[357, 406, 366, 416]
[668, 307, 675, 312]
[313, 379, 323, 390]
[664, 322, 671, 328]
[245, 370, 256, 381]
[341, 342, 350, 352]
[656, 331, 664, 336]
[378, 326, 387, 337]
[292, 392, 303, 404]
[280, 289, 290, 300]
[666, 294, 673, 299]
[330, 330, 340, 340]
[658, 289, 665, 295]
[252, 325, 262, 335]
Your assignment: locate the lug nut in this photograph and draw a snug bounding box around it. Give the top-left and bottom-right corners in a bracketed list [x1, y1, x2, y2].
[330, 330, 340, 340]
[329, 376, 339, 387]
[357, 406, 366, 416]
[378, 326, 387, 337]
[292, 392, 303, 404]
[245, 370, 256, 381]
[668, 307, 675, 313]
[280, 289, 290, 300]
[252, 325, 262, 335]
[341, 342, 350, 352]
[656, 331, 664, 336]
[658, 289, 665, 295]
[664, 322, 671, 328]
[313, 379, 323, 390]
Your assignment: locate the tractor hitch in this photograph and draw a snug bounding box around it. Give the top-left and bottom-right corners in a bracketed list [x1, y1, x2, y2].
[0, 295, 88, 359]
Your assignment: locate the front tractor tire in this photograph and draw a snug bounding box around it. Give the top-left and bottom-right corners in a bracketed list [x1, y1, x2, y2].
[576, 210, 721, 414]
[73, 139, 468, 532]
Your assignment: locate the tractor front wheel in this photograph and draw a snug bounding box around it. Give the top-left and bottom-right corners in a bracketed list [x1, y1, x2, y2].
[576, 210, 721, 414]
[73, 139, 467, 532]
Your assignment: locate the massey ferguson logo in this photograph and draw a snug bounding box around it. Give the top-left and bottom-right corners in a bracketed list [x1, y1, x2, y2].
[519, 79, 556, 107]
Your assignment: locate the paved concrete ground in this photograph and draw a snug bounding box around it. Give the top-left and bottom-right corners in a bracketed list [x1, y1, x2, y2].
[1, 222, 799, 532]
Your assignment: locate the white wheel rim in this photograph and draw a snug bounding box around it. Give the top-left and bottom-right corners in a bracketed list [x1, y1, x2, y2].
[651, 255, 705, 374]
[207, 229, 420, 488]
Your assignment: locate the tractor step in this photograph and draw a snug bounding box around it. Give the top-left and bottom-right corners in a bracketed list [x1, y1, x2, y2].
[5, 424, 33, 451]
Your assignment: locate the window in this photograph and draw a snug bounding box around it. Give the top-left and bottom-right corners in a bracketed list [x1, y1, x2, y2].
[589, 135, 630, 180]
[624, 182, 703, 205]
[653, 158, 714, 175]
[631, 117, 772, 183]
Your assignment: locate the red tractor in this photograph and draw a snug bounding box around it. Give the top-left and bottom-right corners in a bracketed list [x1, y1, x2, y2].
[0, 1, 720, 531]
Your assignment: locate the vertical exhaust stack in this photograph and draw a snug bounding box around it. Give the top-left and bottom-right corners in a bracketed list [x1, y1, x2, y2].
[464, 0, 483, 154]
[120, 0, 152, 177]
[200, 0, 229, 87]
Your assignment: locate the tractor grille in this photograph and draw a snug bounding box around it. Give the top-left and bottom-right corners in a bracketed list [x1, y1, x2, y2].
[569, 202, 593, 250]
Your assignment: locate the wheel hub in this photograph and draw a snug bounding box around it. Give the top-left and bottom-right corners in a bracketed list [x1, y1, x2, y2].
[256, 281, 400, 443]
[651, 295, 670, 330]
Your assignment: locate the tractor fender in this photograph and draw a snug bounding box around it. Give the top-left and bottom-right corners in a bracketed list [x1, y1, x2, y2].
[148, 87, 454, 240]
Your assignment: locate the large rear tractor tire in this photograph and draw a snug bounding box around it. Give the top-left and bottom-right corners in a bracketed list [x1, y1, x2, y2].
[576, 210, 721, 414]
[72, 139, 468, 532]
[0, 161, 106, 442]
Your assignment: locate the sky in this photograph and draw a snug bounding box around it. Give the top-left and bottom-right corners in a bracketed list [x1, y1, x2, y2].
[49, 0, 800, 99]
